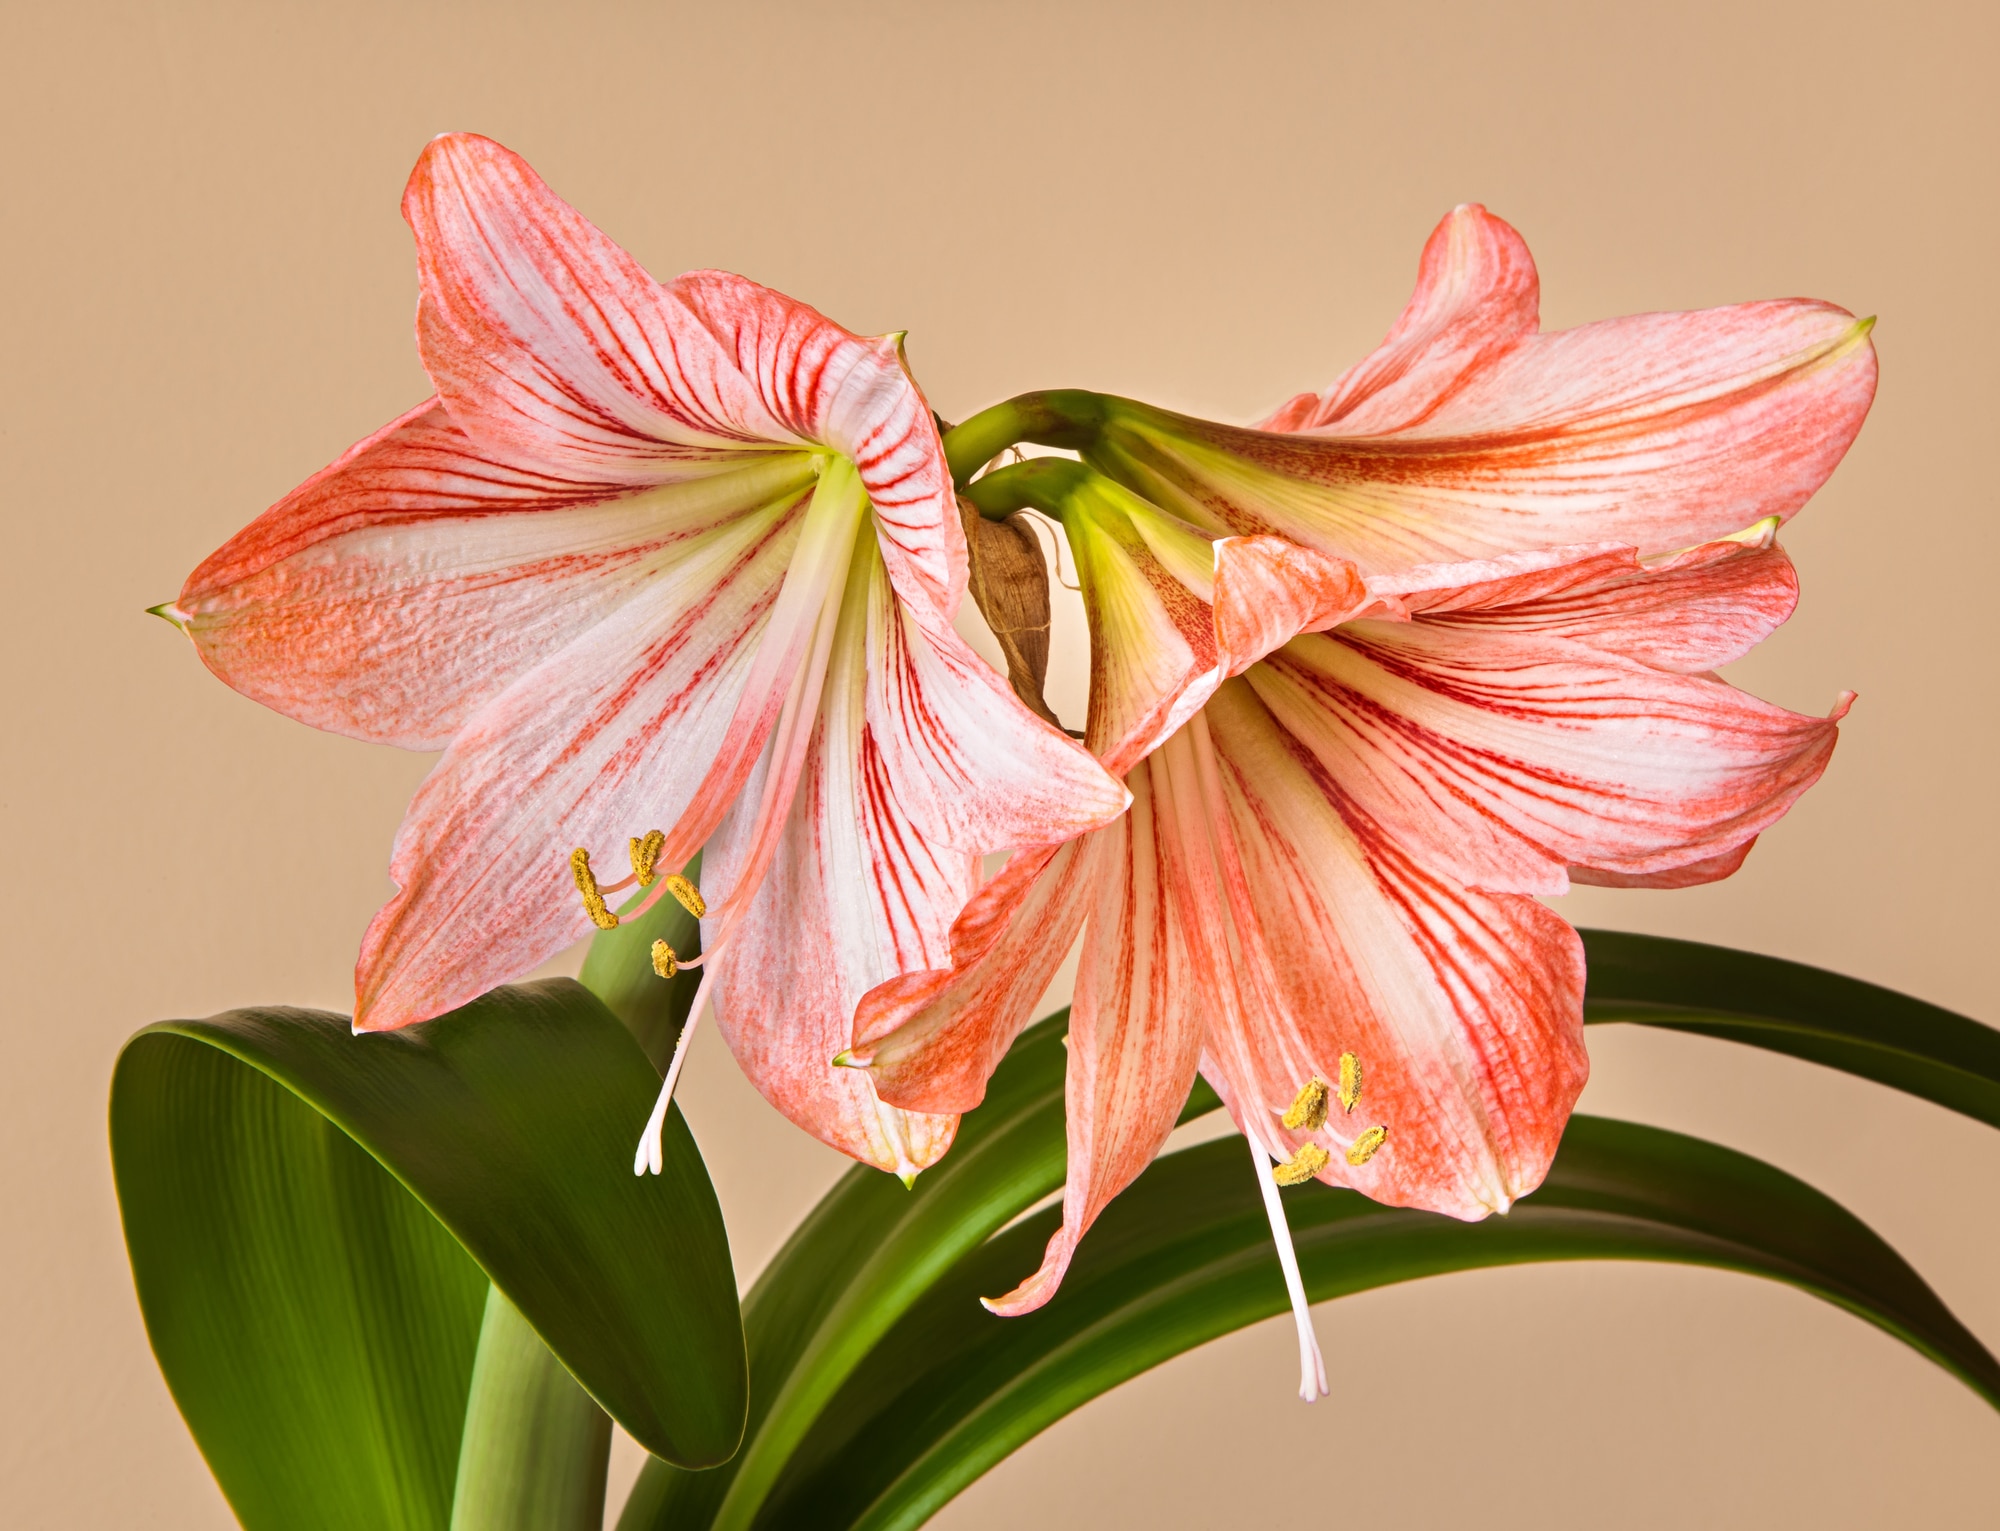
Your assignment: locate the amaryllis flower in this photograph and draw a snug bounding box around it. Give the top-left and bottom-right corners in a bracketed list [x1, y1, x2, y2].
[849, 206, 1873, 1395]
[158, 134, 1126, 1178]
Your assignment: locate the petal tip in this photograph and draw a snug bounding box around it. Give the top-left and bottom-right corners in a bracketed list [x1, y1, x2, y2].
[146, 601, 189, 633]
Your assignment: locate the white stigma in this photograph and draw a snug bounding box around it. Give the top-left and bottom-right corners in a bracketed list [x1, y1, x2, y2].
[633, 964, 717, 1176]
[1248, 1129, 1328, 1402]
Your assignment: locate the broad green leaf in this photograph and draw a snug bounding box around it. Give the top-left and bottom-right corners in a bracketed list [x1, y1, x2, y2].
[450, 1288, 612, 1531]
[112, 977, 747, 1531]
[618, 1014, 1183, 1531]
[112, 1025, 486, 1531]
[760, 1115, 2000, 1531]
[1580, 928, 2000, 1129]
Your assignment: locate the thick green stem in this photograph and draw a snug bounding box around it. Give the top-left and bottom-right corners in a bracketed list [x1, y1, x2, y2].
[449, 1286, 612, 1531]
[941, 389, 1110, 487]
[959, 456, 1099, 522]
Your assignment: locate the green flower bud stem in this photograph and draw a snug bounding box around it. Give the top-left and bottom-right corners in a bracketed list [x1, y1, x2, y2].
[941, 389, 1111, 488]
[959, 456, 1099, 522]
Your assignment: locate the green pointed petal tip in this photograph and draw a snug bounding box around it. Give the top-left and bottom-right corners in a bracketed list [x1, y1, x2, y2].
[897, 1168, 919, 1191]
[830, 1050, 856, 1070]
[146, 601, 189, 633]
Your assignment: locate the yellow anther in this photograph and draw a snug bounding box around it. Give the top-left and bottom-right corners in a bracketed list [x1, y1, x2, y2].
[569, 848, 619, 930]
[650, 939, 678, 979]
[629, 829, 667, 888]
[1337, 1052, 1362, 1114]
[1346, 1126, 1388, 1166]
[663, 873, 707, 918]
[1281, 1076, 1330, 1132]
[1272, 1142, 1331, 1186]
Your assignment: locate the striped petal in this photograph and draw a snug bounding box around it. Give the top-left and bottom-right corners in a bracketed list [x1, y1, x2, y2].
[984, 763, 1207, 1315]
[703, 535, 967, 1174]
[175, 399, 812, 748]
[849, 840, 1096, 1114]
[353, 492, 807, 1030]
[1084, 204, 1876, 568]
[1193, 682, 1589, 1218]
[405, 134, 964, 621]
[1246, 611, 1845, 898]
[1387, 530, 1799, 673]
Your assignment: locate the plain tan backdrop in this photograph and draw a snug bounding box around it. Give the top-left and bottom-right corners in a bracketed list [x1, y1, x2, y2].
[5, 1, 1997, 1525]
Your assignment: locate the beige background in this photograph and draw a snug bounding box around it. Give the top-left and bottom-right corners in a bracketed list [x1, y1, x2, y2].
[4, 1, 1997, 1525]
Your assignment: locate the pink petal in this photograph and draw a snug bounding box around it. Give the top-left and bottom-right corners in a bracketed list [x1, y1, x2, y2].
[1375, 532, 1801, 674]
[404, 136, 965, 623]
[177, 399, 812, 748]
[867, 560, 1130, 855]
[852, 840, 1097, 1114]
[404, 135, 777, 479]
[1062, 487, 1222, 776]
[1260, 203, 1540, 436]
[1245, 618, 1844, 897]
[1571, 836, 1756, 889]
[1195, 681, 1589, 1218]
[1210, 534, 1377, 672]
[1092, 204, 1875, 568]
[701, 548, 968, 1174]
[673, 272, 966, 624]
[352, 495, 806, 1029]
[985, 760, 1207, 1315]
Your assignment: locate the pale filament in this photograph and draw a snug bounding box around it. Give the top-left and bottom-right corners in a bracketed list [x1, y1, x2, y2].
[635, 961, 721, 1176]
[1154, 718, 1330, 1402]
[1248, 1128, 1330, 1402]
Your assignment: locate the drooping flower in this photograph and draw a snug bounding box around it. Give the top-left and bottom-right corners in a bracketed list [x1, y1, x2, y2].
[159, 134, 1127, 1177]
[848, 205, 1873, 1394]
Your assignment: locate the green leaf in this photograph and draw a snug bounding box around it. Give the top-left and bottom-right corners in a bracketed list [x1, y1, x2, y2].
[759, 1115, 2000, 1531]
[449, 1288, 612, 1531]
[112, 1024, 486, 1531]
[618, 1013, 1180, 1531]
[112, 978, 747, 1531]
[1580, 928, 2000, 1129]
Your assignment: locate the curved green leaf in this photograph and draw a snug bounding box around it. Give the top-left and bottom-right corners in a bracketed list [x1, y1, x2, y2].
[619, 1014, 1216, 1531]
[112, 977, 747, 1531]
[450, 1287, 612, 1531]
[112, 1024, 486, 1531]
[760, 1115, 2000, 1531]
[1580, 928, 2000, 1129]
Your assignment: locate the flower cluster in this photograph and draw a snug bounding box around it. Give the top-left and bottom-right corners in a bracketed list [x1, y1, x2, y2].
[164, 136, 1874, 1397]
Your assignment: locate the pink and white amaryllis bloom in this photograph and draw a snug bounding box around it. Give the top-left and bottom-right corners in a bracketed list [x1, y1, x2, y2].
[849, 205, 1874, 1396]
[160, 134, 1126, 1178]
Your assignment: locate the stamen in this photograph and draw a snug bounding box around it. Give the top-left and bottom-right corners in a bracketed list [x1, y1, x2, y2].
[651, 939, 678, 979]
[1272, 1142, 1331, 1185]
[634, 964, 717, 1176]
[1281, 1076, 1330, 1132]
[1248, 1132, 1328, 1402]
[569, 848, 619, 930]
[1346, 1125, 1388, 1166]
[663, 873, 707, 918]
[1337, 1051, 1362, 1114]
[629, 829, 667, 887]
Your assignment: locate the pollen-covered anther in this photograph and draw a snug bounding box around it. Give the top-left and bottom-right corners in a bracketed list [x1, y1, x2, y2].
[1337, 1052, 1362, 1114]
[650, 939, 678, 979]
[569, 848, 619, 930]
[628, 829, 667, 887]
[1271, 1143, 1331, 1186]
[663, 873, 707, 919]
[1346, 1126, 1388, 1166]
[1281, 1076, 1330, 1132]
